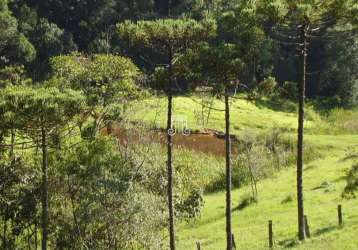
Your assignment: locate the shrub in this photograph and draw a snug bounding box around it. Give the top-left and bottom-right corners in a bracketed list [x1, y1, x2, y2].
[281, 194, 294, 204]
[279, 81, 298, 100]
[222, 128, 319, 195]
[342, 162, 358, 199]
[258, 76, 277, 96]
[236, 193, 258, 210]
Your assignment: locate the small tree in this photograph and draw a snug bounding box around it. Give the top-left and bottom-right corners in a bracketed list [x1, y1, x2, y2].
[50, 53, 141, 138]
[117, 18, 216, 250]
[191, 42, 243, 250]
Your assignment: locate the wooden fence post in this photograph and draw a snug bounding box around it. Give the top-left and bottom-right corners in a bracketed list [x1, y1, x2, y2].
[232, 233, 237, 249]
[268, 220, 273, 248]
[304, 215, 311, 238]
[338, 204, 343, 226]
[196, 241, 201, 250]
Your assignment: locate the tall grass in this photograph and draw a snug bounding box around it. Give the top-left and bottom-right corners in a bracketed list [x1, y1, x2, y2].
[312, 108, 358, 134]
[206, 128, 320, 193]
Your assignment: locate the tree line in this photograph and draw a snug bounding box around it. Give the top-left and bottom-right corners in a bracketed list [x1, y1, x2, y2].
[1, 0, 357, 106]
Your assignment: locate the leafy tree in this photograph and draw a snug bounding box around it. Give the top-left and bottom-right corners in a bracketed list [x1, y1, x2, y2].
[0, 0, 35, 65]
[215, 1, 277, 88]
[55, 136, 166, 249]
[117, 17, 216, 249]
[318, 25, 358, 107]
[50, 53, 141, 138]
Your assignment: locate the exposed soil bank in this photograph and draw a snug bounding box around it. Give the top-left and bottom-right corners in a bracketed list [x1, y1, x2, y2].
[102, 123, 237, 157]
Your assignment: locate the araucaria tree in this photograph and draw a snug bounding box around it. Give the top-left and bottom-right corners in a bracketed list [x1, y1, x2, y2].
[267, 0, 358, 241]
[195, 43, 242, 250]
[117, 18, 216, 249]
[0, 85, 85, 249]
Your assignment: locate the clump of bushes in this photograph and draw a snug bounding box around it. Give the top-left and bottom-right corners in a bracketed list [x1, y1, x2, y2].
[208, 128, 320, 196]
[236, 193, 258, 210]
[279, 81, 298, 100]
[281, 194, 294, 204]
[342, 162, 358, 199]
[313, 108, 358, 134]
[258, 76, 277, 96]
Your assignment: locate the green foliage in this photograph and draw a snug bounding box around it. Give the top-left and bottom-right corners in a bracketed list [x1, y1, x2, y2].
[342, 162, 358, 198]
[186, 42, 244, 93]
[0, 0, 35, 65]
[0, 65, 31, 88]
[50, 53, 141, 137]
[318, 24, 358, 107]
[31, 18, 66, 59]
[236, 193, 258, 210]
[54, 136, 167, 249]
[258, 76, 277, 96]
[175, 188, 204, 221]
[313, 108, 358, 134]
[0, 155, 39, 249]
[51, 53, 140, 106]
[0, 85, 85, 130]
[208, 128, 319, 192]
[131, 143, 223, 219]
[279, 81, 298, 100]
[117, 17, 217, 93]
[117, 18, 217, 53]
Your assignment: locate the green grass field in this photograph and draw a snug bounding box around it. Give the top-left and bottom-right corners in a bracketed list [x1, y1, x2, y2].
[129, 94, 358, 250]
[177, 134, 358, 250]
[129, 95, 316, 133]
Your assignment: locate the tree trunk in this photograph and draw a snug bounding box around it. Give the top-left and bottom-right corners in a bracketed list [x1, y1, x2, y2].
[297, 19, 308, 241]
[167, 48, 175, 250]
[35, 222, 38, 250]
[3, 219, 7, 249]
[10, 127, 15, 158]
[41, 126, 49, 250]
[225, 89, 232, 250]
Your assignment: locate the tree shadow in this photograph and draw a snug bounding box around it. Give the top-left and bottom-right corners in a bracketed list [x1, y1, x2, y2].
[332, 175, 346, 183]
[253, 98, 297, 113]
[340, 154, 358, 162]
[313, 225, 337, 236]
[278, 237, 300, 248]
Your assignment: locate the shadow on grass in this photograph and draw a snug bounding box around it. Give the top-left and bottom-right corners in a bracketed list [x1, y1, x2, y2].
[253, 98, 297, 113]
[278, 238, 300, 248]
[232, 196, 258, 211]
[304, 164, 317, 171]
[313, 225, 337, 236]
[278, 225, 339, 248]
[340, 154, 358, 162]
[332, 175, 346, 183]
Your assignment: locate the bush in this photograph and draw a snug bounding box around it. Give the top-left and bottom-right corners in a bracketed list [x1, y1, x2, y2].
[281, 194, 294, 204]
[131, 143, 223, 219]
[342, 163, 358, 199]
[236, 193, 258, 210]
[279, 81, 298, 100]
[314, 108, 358, 134]
[213, 128, 319, 194]
[258, 76, 277, 96]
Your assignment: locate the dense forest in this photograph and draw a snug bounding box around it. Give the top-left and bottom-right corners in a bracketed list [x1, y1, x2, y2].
[1, 0, 358, 249]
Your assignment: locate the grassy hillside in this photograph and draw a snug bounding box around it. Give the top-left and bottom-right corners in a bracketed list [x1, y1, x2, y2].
[177, 135, 358, 249]
[129, 95, 315, 133]
[125, 94, 358, 249]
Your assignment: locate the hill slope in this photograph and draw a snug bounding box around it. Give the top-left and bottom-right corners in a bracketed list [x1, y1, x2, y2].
[128, 95, 358, 249]
[177, 134, 358, 249]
